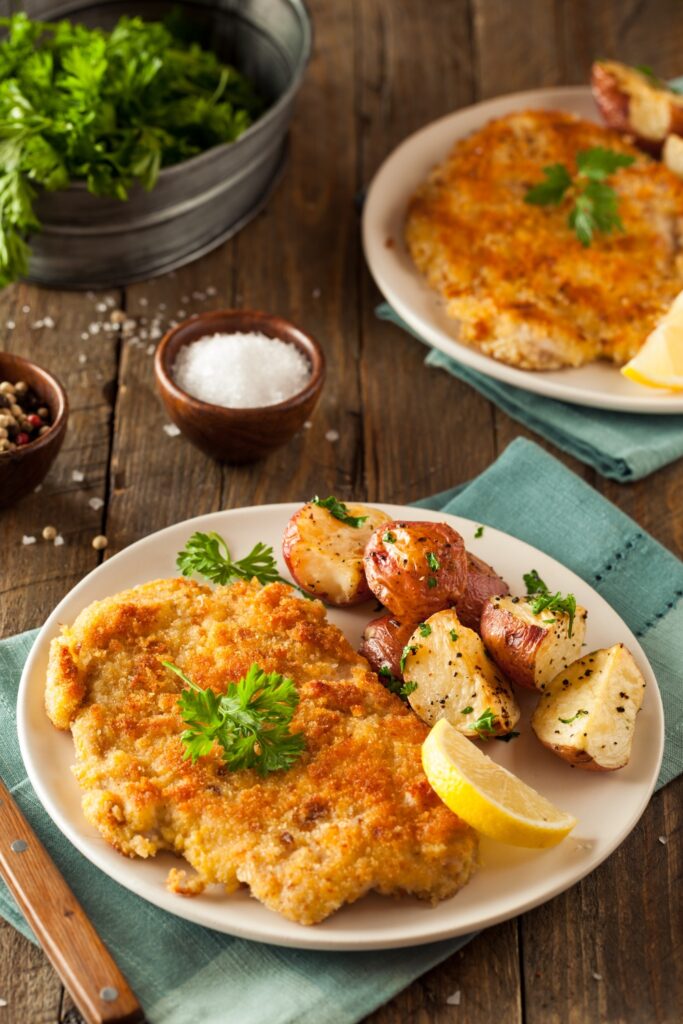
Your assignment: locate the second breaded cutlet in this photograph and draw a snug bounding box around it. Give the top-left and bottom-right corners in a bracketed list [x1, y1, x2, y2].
[406, 109, 683, 369]
[45, 577, 477, 925]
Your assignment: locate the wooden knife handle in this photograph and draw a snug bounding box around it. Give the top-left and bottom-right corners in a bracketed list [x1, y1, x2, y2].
[0, 779, 145, 1024]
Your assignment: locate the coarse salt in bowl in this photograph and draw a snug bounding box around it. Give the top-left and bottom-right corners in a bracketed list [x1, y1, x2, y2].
[154, 309, 325, 463]
[171, 332, 312, 409]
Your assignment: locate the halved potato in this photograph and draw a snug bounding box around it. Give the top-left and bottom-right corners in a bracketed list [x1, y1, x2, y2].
[531, 644, 646, 771]
[591, 60, 683, 152]
[663, 133, 683, 176]
[403, 609, 520, 737]
[363, 520, 467, 620]
[282, 500, 391, 605]
[358, 613, 419, 679]
[455, 553, 510, 631]
[480, 595, 587, 691]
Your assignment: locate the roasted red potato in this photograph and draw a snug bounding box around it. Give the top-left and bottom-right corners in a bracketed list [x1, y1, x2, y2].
[480, 595, 586, 691]
[363, 520, 467, 620]
[591, 60, 683, 153]
[358, 613, 419, 680]
[282, 500, 392, 605]
[403, 609, 520, 737]
[455, 553, 510, 631]
[531, 644, 645, 771]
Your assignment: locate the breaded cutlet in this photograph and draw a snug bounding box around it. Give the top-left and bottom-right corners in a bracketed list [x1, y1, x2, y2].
[406, 109, 683, 369]
[46, 577, 477, 925]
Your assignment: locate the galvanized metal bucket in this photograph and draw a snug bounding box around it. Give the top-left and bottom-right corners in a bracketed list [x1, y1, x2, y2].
[21, 0, 312, 288]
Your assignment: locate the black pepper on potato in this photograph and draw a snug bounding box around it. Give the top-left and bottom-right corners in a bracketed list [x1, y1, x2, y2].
[358, 613, 420, 680]
[480, 595, 587, 691]
[282, 499, 392, 606]
[363, 520, 468, 621]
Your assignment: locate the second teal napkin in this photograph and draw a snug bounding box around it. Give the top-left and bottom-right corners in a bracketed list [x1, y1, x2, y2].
[377, 303, 683, 482]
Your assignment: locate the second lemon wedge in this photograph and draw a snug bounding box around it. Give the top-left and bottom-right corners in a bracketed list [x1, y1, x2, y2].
[422, 719, 577, 848]
[622, 292, 683, 391]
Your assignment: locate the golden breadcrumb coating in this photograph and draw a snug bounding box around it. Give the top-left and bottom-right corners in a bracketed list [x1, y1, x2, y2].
[406, 109, 683, 369]
[46, 577, 477, 925]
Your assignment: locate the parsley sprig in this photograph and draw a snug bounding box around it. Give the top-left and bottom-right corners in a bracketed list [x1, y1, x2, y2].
[177, 531, 288, 587]
[0, 13, 262, 285]
[472, 707, 498, 737]
[524, 147, 635, 247]
[378, 665, 417, 700]
[164, 661, 305, 775]
[559, 708, 589, 725]
[311, 495, 368, 528]
[523, 569, 577, 638]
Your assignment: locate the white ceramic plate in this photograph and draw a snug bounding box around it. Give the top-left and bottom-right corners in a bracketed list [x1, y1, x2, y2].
[363, 86, 683, 414]
[18, 504, 664, 950]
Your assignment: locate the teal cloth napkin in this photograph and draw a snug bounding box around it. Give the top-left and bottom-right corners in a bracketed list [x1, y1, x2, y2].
[377, 303, 683, 483]
[1, 437, 681, 1023]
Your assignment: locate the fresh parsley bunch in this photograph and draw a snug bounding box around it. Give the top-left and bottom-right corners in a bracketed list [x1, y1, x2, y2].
[165, 661, 306, 775]
[177, 531, 286, 587]
[524, 146, 635, 246]
[0, 12, 262, 285]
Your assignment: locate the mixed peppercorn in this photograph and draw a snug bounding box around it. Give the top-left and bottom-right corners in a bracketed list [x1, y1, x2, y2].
[0, 379, 52, 453]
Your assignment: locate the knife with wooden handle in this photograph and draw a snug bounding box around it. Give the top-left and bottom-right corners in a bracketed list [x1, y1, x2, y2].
[0, 778, 146, 1024]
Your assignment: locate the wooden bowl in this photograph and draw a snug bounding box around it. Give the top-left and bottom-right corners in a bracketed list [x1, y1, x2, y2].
[154, 309, 325, 463]
[0, 353, 69, 508]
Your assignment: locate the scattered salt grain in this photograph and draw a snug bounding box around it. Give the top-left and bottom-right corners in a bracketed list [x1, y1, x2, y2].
[164, 423, 181, 437]
[172, 333, 311, 409]
[312, 287, 321, 298]
[206, 286, 217, 297]
[158, 302, 167, 311]
[0, 997, 7, 1007]
[176, 310, 187, 319]
[446, 990, 461, 1006]
[31, 320, 44, 330]
[592, 972, 602, 981]
[303, 420, 312, 429]
[78, 354, 87, 364]
[34, 484, 42, 493]
[86, 291, 95, 300]
[181, 295, 190, 303]
[88, 497, 105, 510]
[21, 304, 30, 313]
[21, 535, 36, 545]
[658, 835, 668, 845]
[147, 345, 155, 355]
[81, 332, 89, 341]
[72, 470, 85, 483]
[105, 296, 116, 309]
[54, 534, 64, 547]
[191, 291, 206, 301]
[139, 297, 148, 307]
[44, 316, 55, 328]
[96, 302, 108, 313]
[89, 323, 100, 335]
[325, 429, 339, 443]
[7, 320, 14, 329]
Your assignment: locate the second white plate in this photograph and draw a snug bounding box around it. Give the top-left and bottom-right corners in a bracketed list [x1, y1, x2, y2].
[363, 86, 683, 414]
[17, 503, 664, 949]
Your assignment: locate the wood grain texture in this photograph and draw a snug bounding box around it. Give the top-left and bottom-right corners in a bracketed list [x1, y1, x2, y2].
[0, 1, 681, 1023]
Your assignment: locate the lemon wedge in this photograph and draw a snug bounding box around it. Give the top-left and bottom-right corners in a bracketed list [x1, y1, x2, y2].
[622, 293, 683, 391]
[422, 719, 577, 848]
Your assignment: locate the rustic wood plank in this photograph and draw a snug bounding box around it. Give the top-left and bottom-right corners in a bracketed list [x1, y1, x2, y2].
[366, 921, 521, 1024]
[0, 919, 62, 1024]
[357, 0, 499, 503]
[0, 283, 121, 636]
[557, 0, 683, 82]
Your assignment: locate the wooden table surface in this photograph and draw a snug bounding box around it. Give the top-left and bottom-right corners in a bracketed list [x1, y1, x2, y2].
[1, 1, 682, 1021]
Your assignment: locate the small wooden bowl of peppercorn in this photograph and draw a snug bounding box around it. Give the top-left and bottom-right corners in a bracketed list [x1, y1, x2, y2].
[0, 352, 68, 507]
[155, 309, 325, 463]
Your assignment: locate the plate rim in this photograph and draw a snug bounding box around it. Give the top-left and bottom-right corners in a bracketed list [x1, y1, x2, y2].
[17, 501, 665, 949]
[362, 84, 683, 414]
